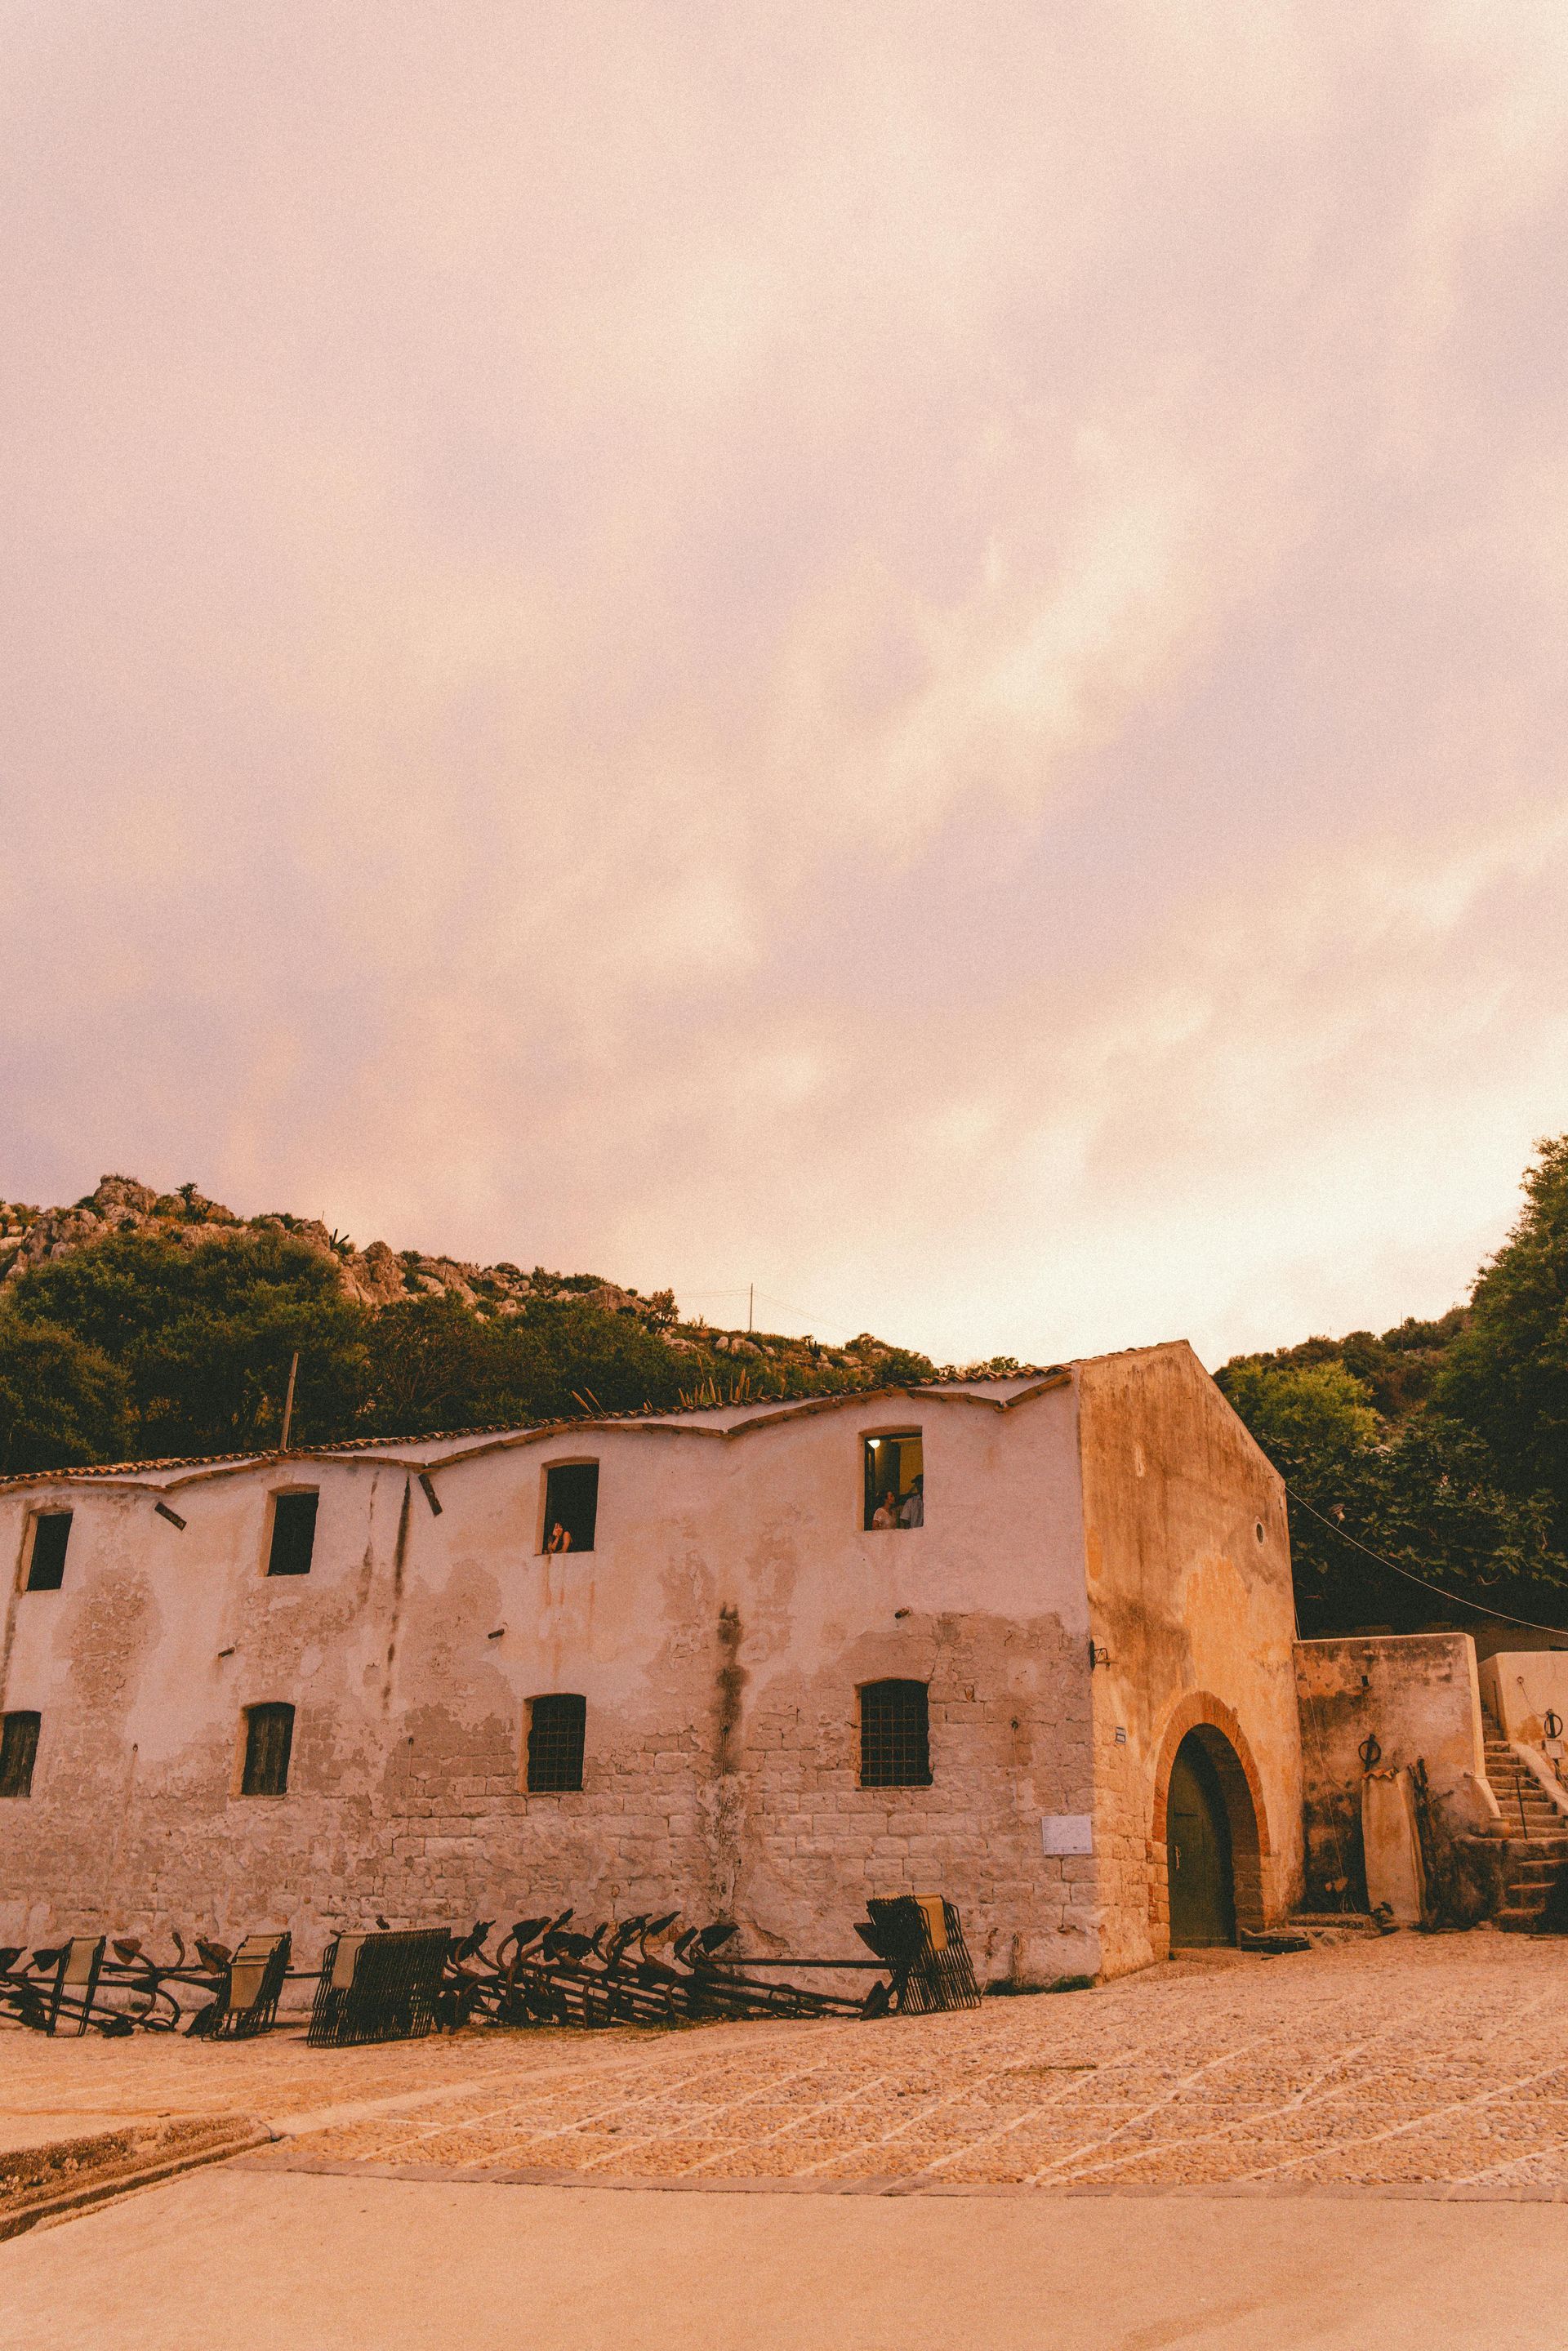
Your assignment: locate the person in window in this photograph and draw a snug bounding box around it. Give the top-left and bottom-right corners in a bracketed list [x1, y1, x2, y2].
[899, 1474, 924, 1528]
[546, 1521, 573, 1554]
[871, 1489, 899, 1529]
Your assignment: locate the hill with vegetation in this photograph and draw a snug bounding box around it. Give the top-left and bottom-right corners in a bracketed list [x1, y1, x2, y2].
[0, 1174, 938, 1470]
[2, 1140, 1565, 1639]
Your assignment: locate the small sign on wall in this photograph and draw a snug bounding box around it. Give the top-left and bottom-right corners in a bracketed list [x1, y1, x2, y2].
[1041, 1814, 1094, 1856]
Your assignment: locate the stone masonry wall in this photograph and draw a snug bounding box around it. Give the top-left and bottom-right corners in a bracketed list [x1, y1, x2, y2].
[0, 1381, 1098, 1988]
[1295, 1633, 1494, 1921]
[1076, 1346, 1304, 1975]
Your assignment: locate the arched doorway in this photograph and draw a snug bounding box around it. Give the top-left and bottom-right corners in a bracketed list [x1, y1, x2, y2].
[1151, 1697, 1272, 1954]
[1166, 1731, 1236, 1947]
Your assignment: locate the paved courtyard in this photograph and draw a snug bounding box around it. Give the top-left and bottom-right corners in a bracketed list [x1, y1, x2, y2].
[3, 1934, 1566, 2196]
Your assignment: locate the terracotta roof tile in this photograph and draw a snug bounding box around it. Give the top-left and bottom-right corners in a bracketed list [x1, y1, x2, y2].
[0, 1365, 1084, 1493]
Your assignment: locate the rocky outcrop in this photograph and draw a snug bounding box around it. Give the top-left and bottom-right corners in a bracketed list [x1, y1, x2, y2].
[0, 1176, 653, 1321]
[0, 1177, 915, 1382]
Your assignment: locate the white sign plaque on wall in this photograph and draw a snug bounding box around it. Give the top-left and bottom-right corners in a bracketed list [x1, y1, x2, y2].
[1040, 1814, 1094, 1857]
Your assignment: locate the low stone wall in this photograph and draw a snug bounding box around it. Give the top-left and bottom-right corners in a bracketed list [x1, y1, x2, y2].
[1294, 1635, 1495, 1923]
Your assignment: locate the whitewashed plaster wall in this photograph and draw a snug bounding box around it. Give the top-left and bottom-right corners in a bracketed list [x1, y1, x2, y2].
[0, 1379, 1099, 1985]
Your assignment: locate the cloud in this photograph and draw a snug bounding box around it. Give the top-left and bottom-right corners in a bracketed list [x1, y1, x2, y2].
[1, 2, 1566, 1365]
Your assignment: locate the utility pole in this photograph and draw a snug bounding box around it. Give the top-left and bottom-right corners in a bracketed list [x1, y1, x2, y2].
[747, 1284, 754, 1334]
[278, 1351, 300, 1453]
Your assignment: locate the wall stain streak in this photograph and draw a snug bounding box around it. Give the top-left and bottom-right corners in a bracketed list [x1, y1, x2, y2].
[702, 1603, 749, 1917]
[382, 1477, 412, 1712]
[715, 1603, 747, 1771]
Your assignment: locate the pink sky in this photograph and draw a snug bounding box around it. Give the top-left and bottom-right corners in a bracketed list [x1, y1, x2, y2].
[2, 4, 1566, 1366]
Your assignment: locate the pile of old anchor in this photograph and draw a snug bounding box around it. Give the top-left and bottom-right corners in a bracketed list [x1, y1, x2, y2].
[0, 1895, 980, 2044]
[0, 1929, 293, 2040]
[440, 1895, 979, 2029]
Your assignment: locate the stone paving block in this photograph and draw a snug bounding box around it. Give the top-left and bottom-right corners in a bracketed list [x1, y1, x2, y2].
[2, 1939, 1566, 2197]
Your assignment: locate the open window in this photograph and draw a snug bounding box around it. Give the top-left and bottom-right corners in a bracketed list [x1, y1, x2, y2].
[240, 1702, 295, 1797]
[266, 1491, 318, 1578]
[859, 1680, 931, 1788]
[24, 1511, 71, 1592]
[863, 1432, 923, 1530]
[526, 1693, 586, 1792]
[0, 1712, 40, 1799]
[541, 1463, 598, 1555]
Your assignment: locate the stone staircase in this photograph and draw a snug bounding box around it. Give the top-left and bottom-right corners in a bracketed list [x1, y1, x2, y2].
[1483, 1730, 1568, 1931]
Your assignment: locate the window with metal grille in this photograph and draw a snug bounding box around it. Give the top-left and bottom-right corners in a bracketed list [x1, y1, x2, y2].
[526, 1693, 586, 1792]
[859, 1680, 931, 1788]
[0, 1712, 40, 1799]
[241, 1703, 295, 1797]
[863, 1433, 923, 1529]
[541, 1463, 597, 1554]
[266, 1491, 318, 1577]
[24, 1512, 71, 1591]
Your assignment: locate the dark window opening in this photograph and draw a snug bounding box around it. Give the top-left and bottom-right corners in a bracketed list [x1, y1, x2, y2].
[25, 1512, 72, 1592]
[542, 1463, 598, 1555]
[267, 1491, 318, 1577]
[0, 1712, 41, 1800]
[860, 1680, 931, 1788]
[527, 1693, 586, 1792]
[241, 1702, 295, 1797]
[863, 1433, 923, 1530]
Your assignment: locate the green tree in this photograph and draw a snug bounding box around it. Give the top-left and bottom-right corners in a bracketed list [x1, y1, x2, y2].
[1220, 1341, 1568, 1634]
[363, 1292, 733, 1433]
[1367, 1414, 1568, 1619]
[1219, 1358, 1380, 1468]
[360, 1293, 506, 1436]
[1438, 1133, 1568, 1522]
[6, 1231, 369, 1458]
[484, 1298, 715, 1423]
[1218, 1356, 1383, 1620]
[0, 1316, 131, 1473]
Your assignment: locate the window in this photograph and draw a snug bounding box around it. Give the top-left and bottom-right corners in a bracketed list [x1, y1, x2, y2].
[266, 1491, 318, 1577]
[24, 1512, 72, 1592]
[0, 1712, 40, 1799]
[863, 1432, 923, 1530]
[526, 1693, 586, 1792]
[240, 1703, 295, 1797]
[541, 1463, 598, 1555]
[859, 1680, 931, 1788]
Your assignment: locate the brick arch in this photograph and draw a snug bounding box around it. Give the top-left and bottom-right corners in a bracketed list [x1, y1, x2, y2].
[1148, 1694, 1272, 1950]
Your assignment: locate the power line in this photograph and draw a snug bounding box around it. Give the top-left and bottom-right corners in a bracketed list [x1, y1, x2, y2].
[1285, 1482, 1568, 1639]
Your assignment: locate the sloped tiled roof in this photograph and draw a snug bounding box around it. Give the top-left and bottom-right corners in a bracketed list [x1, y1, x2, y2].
[0, 1361, 1105, 1495]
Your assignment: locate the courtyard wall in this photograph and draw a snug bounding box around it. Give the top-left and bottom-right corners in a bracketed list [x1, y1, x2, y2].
[1294, 1632, 1494, 1921]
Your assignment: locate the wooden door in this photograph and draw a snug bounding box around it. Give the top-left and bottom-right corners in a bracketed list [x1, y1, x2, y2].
[1167, 1734, 1236, 1947]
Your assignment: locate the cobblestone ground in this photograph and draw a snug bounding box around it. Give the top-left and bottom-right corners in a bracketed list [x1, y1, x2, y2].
[4, 1936, 1566, 2192]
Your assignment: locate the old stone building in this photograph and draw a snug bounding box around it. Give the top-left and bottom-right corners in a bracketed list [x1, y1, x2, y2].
[0, 1343, 1304, 1985]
